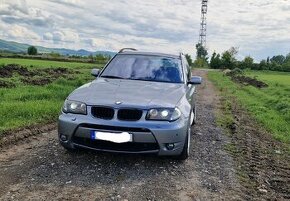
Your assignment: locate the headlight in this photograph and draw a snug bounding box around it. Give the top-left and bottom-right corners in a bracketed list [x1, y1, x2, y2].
[146, 108, 181, 121]
[62, 100, 87, 115]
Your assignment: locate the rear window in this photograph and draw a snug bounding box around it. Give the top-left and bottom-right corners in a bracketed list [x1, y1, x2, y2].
[100, 54, 183, 83]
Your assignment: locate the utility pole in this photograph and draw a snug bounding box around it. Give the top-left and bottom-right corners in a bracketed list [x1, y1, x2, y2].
[199, 0, 208, 48]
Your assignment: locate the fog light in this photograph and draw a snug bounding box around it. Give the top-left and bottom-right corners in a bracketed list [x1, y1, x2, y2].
[60, 134, 68, 141]
[166, 143, 175, 150]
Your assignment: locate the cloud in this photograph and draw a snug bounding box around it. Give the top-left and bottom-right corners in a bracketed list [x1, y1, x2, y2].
[0, 0, 289, 60]
[43, 32, 53, 40]
[48, 0, 84, 8]
[43, 30, 80, 43]
[0, 24, 40, 41]
[0, 0, 29, 15]
[0, 1, 57, 28]
[1, 15, 53, 27]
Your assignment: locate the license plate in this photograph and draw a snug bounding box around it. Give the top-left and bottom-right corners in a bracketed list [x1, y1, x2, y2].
[90, 131, 132, 143]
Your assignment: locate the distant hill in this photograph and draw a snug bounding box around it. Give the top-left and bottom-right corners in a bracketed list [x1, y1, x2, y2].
[0, 39, 115, 57]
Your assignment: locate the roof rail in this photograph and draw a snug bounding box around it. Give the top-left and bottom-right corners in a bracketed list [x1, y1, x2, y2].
[118, 48, 138, 53]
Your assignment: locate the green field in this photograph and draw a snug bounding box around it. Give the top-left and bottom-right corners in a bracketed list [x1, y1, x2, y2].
[0, 58, 102, 134]
[0, 58, 97, 69]
[209, 70, 290, 143]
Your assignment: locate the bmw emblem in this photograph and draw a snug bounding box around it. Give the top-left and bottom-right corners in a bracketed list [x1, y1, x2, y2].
[115, 101, 122, 105]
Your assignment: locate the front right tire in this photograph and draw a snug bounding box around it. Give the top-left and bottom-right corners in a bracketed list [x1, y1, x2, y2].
[60, 141, 77, 153]
[176, 126, 191, 160]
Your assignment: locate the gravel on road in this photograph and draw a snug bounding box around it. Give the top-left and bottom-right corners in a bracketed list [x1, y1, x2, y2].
[0, 70, 242, 201]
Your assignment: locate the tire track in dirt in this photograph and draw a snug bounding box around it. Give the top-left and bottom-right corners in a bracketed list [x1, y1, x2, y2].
[224, 97, 290, 200]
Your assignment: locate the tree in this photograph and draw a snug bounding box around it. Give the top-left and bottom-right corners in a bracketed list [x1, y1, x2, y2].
[210, 52, 222, 69]
[228, 47, 239, 57]
[270, 55, 285, 65]
[185, 54, 193, 66]
[282, 60, 290, 72]
[95, 54, 110, 63]
[195, 43, 208, 61]
[27, 46, 37, 55]
[210, 52, 216, 68]
[266, 57, 270, 64]
[240, 56, 254, 69]
[49, 52, 61, 58]
[221, 51, 234, 69]
[269, 61, 282, 71]
[220, 47, 238, 69]
[283, 53, 290, 64]
[88, 54, 94, 62]
[259, 60, 268, 70]
[193, 43, 208, 68]
[193, 57, 208, 68]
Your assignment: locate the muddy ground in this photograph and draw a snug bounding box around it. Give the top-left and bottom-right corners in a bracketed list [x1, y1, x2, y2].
[230, 75, 268, 88]
[0, 64, 75, 87]
[223, 69, 268, 88]
[0, 70, 289, 201]
[222, 96, 290, 200]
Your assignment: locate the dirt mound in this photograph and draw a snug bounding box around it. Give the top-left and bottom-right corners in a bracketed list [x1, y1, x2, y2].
[42, 67, 72, 75]
[0, 80, 15, 88]
[21, 77, 53, 86]
[223, 68, 268, 89]
[0, 64, 36, 78]
[230, 75, 268, 88]
[0, 64, 75, 87]
[224, 68, 244, 77]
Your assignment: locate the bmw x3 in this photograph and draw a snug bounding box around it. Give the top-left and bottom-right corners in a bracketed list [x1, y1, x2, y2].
[58, 48, 202, 160]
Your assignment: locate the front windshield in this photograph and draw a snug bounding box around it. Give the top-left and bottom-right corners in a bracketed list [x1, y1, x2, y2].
[100, 54, 183, 83]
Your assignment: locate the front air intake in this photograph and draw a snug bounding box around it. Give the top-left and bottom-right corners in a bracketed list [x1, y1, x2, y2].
[91, 106, 114, 120]
[117, 109, 143, 121]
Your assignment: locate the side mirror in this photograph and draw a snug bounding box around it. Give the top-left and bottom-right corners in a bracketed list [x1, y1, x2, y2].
[91, 68, 100, 77]
[188, 76, 202, 85]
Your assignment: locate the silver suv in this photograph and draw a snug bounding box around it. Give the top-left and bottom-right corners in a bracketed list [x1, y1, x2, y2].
[58, 48, 202, 160]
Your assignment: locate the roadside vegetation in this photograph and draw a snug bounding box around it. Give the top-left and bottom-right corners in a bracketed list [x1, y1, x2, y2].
[208, 70, 290, 143]
[187, 42, 290, 73]
[188, 42, 290, 143]
[0, 47, 112, 64]
[210, 49, 290, 72]
[0, 58, 102, 134]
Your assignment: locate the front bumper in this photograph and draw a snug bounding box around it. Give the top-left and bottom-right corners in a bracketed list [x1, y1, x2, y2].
[58, 112, 189, 156]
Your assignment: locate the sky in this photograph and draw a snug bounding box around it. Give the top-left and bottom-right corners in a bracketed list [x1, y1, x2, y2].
[0, 0, 289, 61]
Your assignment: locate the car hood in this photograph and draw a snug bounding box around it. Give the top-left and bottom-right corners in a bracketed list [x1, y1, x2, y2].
[68, 78, 186, 108]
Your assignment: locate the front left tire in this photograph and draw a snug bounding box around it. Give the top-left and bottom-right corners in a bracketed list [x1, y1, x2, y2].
[191, 105, 197, 125]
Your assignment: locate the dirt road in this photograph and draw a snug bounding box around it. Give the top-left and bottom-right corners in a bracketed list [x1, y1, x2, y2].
[0, 70, 243, 200]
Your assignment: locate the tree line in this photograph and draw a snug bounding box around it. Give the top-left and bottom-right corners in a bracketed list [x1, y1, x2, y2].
[26, 46, 111, 64]
[186, 44, 290, 72]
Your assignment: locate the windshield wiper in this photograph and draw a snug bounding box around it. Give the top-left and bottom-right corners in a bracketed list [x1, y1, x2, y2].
[101, 75, 125, 79]
[130, 78, 149, 81]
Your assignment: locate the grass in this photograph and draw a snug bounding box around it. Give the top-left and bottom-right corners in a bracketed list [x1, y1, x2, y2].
[0, 58, 102, 134]
[0, 58, 98, 69]
[208, 70, 290, 143]
[245, 70, 290, 86]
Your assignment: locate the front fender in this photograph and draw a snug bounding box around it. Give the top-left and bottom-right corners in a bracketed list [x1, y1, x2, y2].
[177, 95, 192, 123]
